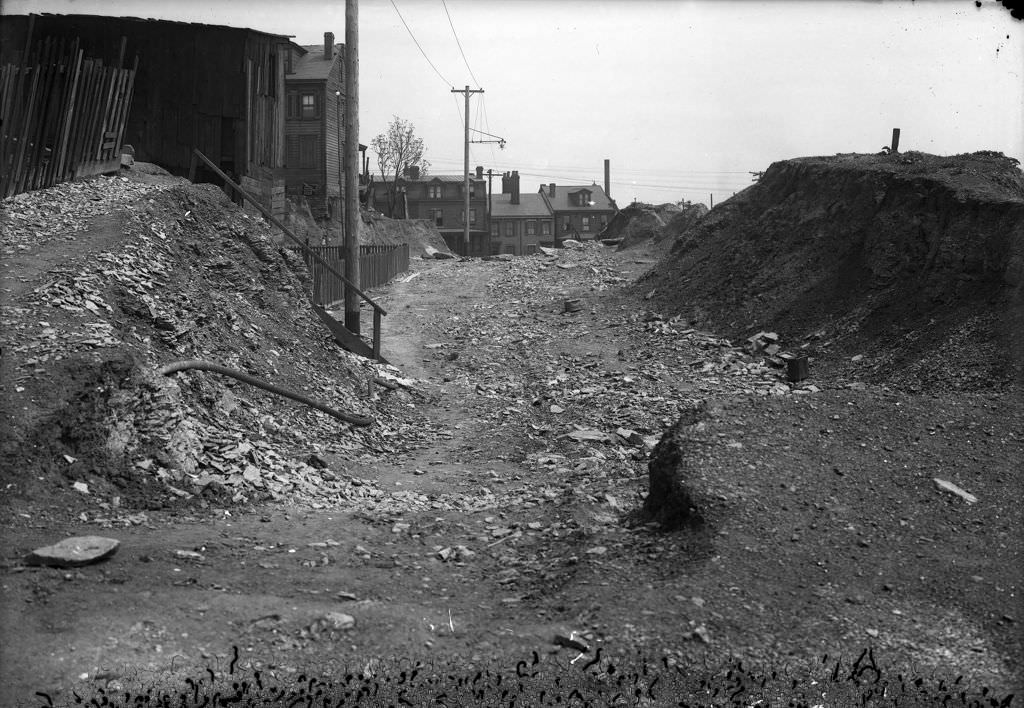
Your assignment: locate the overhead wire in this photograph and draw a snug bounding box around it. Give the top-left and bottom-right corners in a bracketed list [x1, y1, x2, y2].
[441, 0, 480, 89]
[390, 0, 452, 88]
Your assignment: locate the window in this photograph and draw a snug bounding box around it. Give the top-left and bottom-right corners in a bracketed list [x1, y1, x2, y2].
[285, 135, 319, 168]
[430, 209, 444, 227]
[504, 221, 514, 237]
[582, 216, 590, 232]
[541, 221, 551, 236]
[490, 222, 499, 237]
[460, 209, 477, 225]
[287, 91, 321, 120]
[428, 184, 442, 199]
[526, 220, 536, 236]
[301, 93, 318, 119]
[562, 217, 572, 233]
[298, 135, 318, 168]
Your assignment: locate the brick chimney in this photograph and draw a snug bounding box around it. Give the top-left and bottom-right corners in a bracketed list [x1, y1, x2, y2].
[511, 170, 520, 205]
[475, 165, 483, 179]
[324, 32, 334, 59]
[501, 171, 511, 194]
[548, 183, 556, 197]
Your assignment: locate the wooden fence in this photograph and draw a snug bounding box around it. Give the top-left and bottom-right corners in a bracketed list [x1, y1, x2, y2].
[296, 244, 410, 308]
[1, 35, 137, 198]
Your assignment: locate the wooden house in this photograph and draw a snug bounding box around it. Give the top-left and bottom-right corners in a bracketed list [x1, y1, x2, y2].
[538, 181, 616, 242]
[0, 13, 290, 216]
[283, 34, 345, 220]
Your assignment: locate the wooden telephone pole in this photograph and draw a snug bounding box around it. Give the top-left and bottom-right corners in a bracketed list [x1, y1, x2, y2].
[344, 0, 360, 334]
[451, 85, 483, 252]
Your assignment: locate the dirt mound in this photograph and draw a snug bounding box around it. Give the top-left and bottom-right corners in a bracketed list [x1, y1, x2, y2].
[0, 176, 420, 511]
[605, 202, 708, 251]
[359, 211, 453, 257]
[640, 151, 1024, 390]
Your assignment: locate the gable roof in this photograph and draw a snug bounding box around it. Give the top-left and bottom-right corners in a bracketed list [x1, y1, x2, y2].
[399, 174, 484, 184]
[539, 184, 615, 212]
[289, 43, 343, 81]
[491, 193, 552, 218]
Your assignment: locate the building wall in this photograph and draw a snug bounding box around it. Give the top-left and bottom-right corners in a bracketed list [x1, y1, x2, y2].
[490, 217, 554, 255]
[0, 14, 287, 199]
[555, 209, 613, 239]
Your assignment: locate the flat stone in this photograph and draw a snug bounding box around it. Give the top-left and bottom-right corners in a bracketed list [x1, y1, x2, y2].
[26, 536, 120, 568]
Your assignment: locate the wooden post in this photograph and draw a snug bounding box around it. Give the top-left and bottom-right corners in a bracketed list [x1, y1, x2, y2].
[344, 0, 361, 335]
[372, 308, 381, 360]
[891, 128, 901, 154]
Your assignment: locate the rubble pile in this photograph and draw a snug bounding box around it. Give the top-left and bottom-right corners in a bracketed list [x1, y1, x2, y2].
[0, 175, 451, 512]
[641, 151, 1024, 390]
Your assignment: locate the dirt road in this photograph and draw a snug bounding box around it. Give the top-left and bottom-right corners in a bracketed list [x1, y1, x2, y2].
[2, 247, 1021, 705]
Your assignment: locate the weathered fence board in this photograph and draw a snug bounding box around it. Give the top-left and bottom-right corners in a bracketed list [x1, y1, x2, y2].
[0, 37, 136, 197]
[295, 244, 410, 308]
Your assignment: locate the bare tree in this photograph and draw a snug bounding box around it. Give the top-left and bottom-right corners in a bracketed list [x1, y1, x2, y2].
[371, 116, 430, 218]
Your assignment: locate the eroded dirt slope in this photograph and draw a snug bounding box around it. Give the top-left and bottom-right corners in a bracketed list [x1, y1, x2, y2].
[641, 151, 1024, 390]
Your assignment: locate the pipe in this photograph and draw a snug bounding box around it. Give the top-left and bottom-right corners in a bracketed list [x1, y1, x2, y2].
[159, 359, 373, 427]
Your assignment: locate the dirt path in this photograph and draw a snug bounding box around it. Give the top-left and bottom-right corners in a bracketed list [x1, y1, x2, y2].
[2, 249, 1021, 705]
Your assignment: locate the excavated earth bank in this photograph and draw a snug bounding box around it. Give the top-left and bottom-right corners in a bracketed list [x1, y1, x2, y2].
[641, 151, 1024, 390]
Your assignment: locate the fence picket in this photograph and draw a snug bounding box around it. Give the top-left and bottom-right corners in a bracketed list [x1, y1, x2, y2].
[1, 40, 135, 197]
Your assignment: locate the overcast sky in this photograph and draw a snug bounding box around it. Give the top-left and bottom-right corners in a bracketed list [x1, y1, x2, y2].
[5, 0, 1022, 205]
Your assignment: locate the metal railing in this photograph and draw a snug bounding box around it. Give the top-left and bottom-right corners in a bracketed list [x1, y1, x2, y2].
[189, 148, 388, 360]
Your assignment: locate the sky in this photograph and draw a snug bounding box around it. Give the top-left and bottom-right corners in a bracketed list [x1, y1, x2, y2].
[4, 0, 1022, 206]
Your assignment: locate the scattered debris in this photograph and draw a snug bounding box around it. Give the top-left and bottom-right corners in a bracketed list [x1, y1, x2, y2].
[933, 478, 978, 504]
[25, 536, 121, 567]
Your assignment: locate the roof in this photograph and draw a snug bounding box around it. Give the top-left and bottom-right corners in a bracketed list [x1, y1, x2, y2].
[289, 43, 344, 81]
[539, 184, 616, 212]
[491, 193, 552, 218]
[14, 13, 293, 42]
[399, 174, 484, 184]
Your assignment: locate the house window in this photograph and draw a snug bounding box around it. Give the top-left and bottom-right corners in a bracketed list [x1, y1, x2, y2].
[582, 216, 590, 232]
[299, 135, 318, 168]
[301, 93, 319, 119]
[285, 135, 319, 168]
[541, 221, 551, 236]
[490, 222, 499, 237]
[526, 220, 536, 236]
[428, 184, 442, 199]
[562, 217, 572, 233]
[430, 209, 444, 227]
[460, 209, 477, 225]
[504, 221, 514, 237]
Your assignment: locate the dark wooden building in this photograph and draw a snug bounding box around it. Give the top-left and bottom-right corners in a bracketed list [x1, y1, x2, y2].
[1, 13, 289, 215]
[283, 34, 345, 220]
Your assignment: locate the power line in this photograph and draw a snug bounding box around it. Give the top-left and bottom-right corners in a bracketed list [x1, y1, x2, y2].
[390, 0, 452, 88]
[441, 0, 480, 88]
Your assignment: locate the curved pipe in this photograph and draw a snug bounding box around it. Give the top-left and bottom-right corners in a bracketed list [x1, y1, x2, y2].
[159, 359, 374, 427]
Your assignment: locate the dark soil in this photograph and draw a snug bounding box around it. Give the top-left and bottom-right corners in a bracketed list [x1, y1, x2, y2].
[641, 151, 1024, 391]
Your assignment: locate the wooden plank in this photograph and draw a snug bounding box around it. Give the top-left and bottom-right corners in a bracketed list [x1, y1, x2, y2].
[55, 48, 84, 182]
[112, 57, 139, 156]
[19, 38, 55, 193]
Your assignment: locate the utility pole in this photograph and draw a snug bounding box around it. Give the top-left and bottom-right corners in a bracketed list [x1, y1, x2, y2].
[451, 85, 483, 253]
[344, 0, 360, 334]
